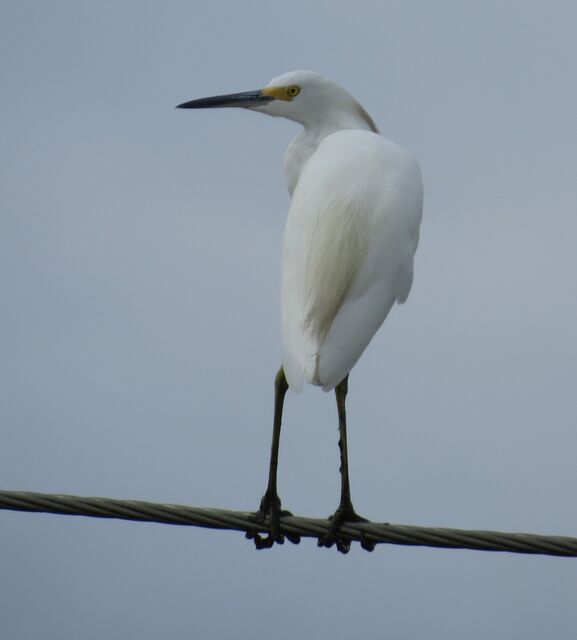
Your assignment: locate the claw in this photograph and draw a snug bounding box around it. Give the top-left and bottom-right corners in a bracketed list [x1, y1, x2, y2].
[285, 532, 301, 545]
[360, 533, 376, 552]
[317, 504, 370, 554]
[247, 490, 300, 549]
[245, 529, 275, 548]
[335, 537, 351, 554]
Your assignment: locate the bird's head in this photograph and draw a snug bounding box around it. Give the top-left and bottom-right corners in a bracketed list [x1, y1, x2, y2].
[177, 70, 378, 132]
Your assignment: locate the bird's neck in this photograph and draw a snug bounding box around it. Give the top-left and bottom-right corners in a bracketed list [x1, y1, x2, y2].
[284, 113, 378, 196]
[284, 129, 322, 195]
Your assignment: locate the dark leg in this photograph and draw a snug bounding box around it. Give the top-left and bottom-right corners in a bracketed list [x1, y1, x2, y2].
[318, 375, 374, 554]
[249, 367, 299, 549]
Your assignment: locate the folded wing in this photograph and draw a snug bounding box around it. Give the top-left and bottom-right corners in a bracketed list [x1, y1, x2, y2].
[282, 129, 423, 391]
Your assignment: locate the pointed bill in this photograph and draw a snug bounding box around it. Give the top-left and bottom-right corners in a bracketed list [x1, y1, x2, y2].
[176, 90, 274, 109]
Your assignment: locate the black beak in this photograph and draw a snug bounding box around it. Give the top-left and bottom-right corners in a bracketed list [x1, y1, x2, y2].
[176, 90, 273, 110]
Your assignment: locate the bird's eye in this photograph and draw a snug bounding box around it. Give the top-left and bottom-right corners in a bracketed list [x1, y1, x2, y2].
[286, 85, 301, 98]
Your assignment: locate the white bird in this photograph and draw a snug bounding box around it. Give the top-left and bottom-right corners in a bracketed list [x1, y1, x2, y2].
[177, 71, 423, 553]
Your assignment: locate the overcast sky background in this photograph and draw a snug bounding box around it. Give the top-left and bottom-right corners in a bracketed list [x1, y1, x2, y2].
[1, 1, 577, 638]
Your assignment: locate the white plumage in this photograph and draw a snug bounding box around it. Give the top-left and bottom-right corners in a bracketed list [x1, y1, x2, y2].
[177, 69, 424, 552]
[282, 128, 422, 391]
[179, 70, 423, 391]
[248, 70, 423, 392]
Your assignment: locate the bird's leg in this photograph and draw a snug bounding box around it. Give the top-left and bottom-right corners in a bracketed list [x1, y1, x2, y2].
[318, 375, 375, 554]
[248, 367, 300, 549]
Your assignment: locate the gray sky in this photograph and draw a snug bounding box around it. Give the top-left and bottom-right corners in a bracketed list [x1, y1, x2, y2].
[1, 1, 577, 638]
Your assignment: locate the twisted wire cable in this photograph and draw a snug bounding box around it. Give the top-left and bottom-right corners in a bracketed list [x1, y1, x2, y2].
[1, 490, 576, 557]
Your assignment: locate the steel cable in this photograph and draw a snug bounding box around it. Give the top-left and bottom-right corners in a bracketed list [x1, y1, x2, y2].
[1, 490, 576, 557]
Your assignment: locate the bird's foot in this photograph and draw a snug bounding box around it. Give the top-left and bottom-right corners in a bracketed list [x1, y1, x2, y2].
[246, 490, 301, 549]
[317, 503, 376, 554]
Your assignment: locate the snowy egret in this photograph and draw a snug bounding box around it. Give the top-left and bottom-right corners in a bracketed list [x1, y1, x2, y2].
[177, 71, 423, 553]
